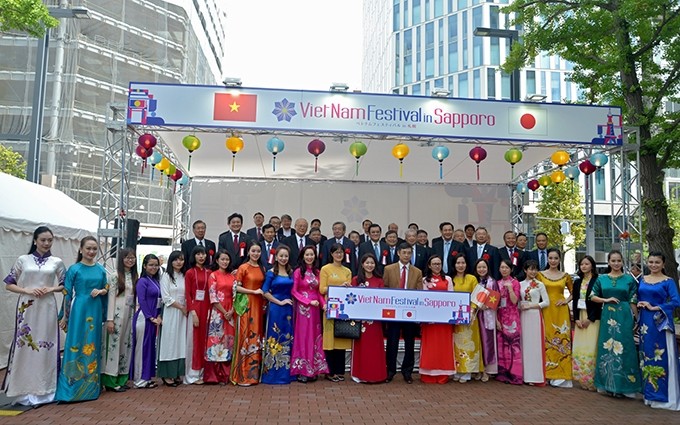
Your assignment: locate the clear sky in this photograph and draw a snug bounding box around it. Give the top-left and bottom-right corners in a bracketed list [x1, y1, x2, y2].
[222, 0, 363, 92]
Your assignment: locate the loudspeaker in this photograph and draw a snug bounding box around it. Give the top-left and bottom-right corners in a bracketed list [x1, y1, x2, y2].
[111, 218, 140, 256]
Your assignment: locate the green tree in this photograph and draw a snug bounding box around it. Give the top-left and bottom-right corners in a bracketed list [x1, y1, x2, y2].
[0, 145, 27, 178]
[535, 180, 586, 255]
[505, 0, 680, 280]
[0, 0, 58, 37]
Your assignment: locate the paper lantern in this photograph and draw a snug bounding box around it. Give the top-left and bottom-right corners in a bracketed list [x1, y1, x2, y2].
[169, 169, 183, 193]
[137, 133, 157, 150]
[516, 182, 528, 194]
[469, 146, 487, 180]
[527, 179, 540, 191]
[579, 160, 596, 176]
[538, 175, 552, 188]
[551, 150, 570, 167]
[226, 135, 244, 172]
[432, 146, 450, 180]
[307, 139, 326, 172]
[178, 174, 189, 186]
[564, 165, 580, 181]
[266, 137, 285, 172]
[392, 143, 410, 178]
[164, 164, 176, 177]
[504, 148, 523, 179]
[349, 141, 368, 176]
[182, 135, 201, 171]
[148, 151, 163, 180]
[551, 170, 566, 184]
[589, 152, 608, 168]
[135, 145, 153, 174]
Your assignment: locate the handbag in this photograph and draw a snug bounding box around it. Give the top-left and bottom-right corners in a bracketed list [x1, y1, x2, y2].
[234, 292, 249, 316]
[333, 318, 362, 339]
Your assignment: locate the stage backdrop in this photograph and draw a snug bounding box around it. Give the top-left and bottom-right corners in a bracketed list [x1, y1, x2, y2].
[190, 179, 511, 245]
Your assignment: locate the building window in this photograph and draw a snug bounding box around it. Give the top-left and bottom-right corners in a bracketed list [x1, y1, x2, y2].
[472, 7, 483, 67]
[395, 33, 401, 86]
[404, 29, 413, 83]
[426, 22, 434, 77]
[413, 83, 422, 95]
[501, 71, 510, 99]
[413, 0, 421, 24]
[540, 52, 550, 68]
[393, 0, 401, 31]
[425, 0, 430, 21]
[416, 26, 422, 81]
[448, 15, 458, 72]
[438, 19, 444, 75]
[565, 80, 572, 102]
[404, 0, 410, 27]
[425, 81, 431, 95]
[473, 69, 481, 98]
[458, 0, 468, 9]
[459, 72, 469, 97]
[490, 6, 499, 28]
[487, 68, 496, 98]
[462, 11, 468, 69]
[526, 70, 536, 95]
[435, 77, 444, 88]
[490, 37, 500, 65]
[435, 0, 444, 16]
[668, 181, 680, 199]
[551, 72, 561, 101]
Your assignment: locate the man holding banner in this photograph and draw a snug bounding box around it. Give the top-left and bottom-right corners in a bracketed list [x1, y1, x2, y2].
[383, 243, 423, 384]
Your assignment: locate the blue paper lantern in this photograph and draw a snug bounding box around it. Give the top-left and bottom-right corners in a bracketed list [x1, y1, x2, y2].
[266, 137, 285, 171]
[564, 165, 580, 181]
[178, 174, 189, 186]
[516, 182, 528, 194]
[589, 152, 608, 168]
[431, 146, 450, 179]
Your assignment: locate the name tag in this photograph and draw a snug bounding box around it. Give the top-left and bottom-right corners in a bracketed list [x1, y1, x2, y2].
[156, 297, 162, 309]
[500, 298, 507, 308]
[195, 290, 205, 301]
[577, 298, 586, 310]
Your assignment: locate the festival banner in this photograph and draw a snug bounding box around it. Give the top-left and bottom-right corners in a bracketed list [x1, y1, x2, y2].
[127, 82, 624, 146]
[326, 286, 471, 325]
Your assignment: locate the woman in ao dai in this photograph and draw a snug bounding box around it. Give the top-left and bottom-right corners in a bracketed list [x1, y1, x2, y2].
[158, 251, 187, 386]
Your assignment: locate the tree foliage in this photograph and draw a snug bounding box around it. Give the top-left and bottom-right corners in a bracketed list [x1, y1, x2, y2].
[0, 0, 58, 37]
[535, 180, 585, 254]
[0, 145, 27, 179]
[505, 0, 680, 280]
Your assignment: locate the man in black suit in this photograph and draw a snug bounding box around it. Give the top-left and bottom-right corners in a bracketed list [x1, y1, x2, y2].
[464, 224, 476, 248]
[282, 218, 313, 264]
[277, 214, 293, 240]
[246, 211, 265, 242]
[321, 221, 354, 270]
[358, 223, 390, 274]
[528, 232, 549, 271]
[416, 229, 430, 248]
[269, 215, 281, 241]
[381, 223, 405, 246]
[308, 226, 324, 260]
[404, 229, 428, 271]
[181, 220, 216, 268]
[431, 222, 465, 278]
[218, 212, 250, 268]
[465, 226, 501, 280]
[516, 232, 528, 251]
[498, 230, 526, 281]
[309, 218, 327, 245]
[383, 230, 400, 265]
[259, 224, 280, 271]
[359, 219, 372, 244]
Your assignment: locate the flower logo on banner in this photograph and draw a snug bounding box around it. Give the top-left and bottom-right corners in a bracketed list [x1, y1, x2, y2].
[272, 98, 297, 122]
[341, 196, 369, 223]
[345, 293, 357, 305]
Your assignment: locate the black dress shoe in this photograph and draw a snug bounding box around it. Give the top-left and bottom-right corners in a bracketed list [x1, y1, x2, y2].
[404, 376, 413, 384]
[297, 375, 308, 383]
[386, 373, 395, 383]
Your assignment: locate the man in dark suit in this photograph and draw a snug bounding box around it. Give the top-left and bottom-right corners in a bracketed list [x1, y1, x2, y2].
[528, 232, 549, 271]
[404, 229, 428, 272]
[282, 218, 313, 265]
[498, 230, 526, 280]
[268, 215, 281, 241]
[309, 218, 327, 245]
[246, 211, 265, 242]
[359, 219, 372, 244]
[464, 224, 476, 248]
[218, 212, 250, 268]
[516, 232, 528, 251]
[308, 226, 324, 261]
[416, 229, 430, 249]
[383, 230, 400, 265]
[465, 226, 501, 280]
[181, 220, 217, 268]
[431, 222, 466, 278]
[277, 214, 293, 240]
[259, 224, 279, 271]
[383, 243, 423, 384]
[430, 221, 445, 246]
[358, 223, 390, 274]
[381, 223, 405, 246]
[321, 221, 354, 271]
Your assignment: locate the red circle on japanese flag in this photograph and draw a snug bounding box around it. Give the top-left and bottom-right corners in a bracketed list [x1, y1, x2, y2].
[476, 292, 487, 302]
[406, 311, 413, 318]
[520, 113, 536, 129]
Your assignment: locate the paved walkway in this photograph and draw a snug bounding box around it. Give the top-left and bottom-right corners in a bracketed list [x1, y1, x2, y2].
[1, 377, 676, 425]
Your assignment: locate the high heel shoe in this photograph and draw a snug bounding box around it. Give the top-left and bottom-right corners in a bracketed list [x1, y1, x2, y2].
[162, 378, 178, 387]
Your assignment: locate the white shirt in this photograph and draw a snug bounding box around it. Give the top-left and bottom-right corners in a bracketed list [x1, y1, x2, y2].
[195, 238, 205, 247]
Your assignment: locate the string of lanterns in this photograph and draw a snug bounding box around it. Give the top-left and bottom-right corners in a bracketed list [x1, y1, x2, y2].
[135, 133, 189, 191]
[514, 150, 608, 194]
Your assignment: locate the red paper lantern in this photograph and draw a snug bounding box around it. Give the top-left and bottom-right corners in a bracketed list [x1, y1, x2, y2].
[527, 179, 540, 191]
[307, 139, 326, 173]
[579, 159, 597, 175]
[469, 146, 487, 180]
[137, 133, 157, 150]
[135, 145, 153, 174]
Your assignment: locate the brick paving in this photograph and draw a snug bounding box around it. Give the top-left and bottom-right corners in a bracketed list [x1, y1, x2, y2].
[1, 377, 677, 425]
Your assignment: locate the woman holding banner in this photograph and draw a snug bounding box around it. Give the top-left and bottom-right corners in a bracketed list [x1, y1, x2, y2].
[350, 253, 387, 384]
[474, 258, 498, 382]
[452, 254, 482, 383]
[419, 255, 456, 384]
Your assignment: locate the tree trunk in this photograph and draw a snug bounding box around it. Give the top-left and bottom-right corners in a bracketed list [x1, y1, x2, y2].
[639, 153, 679, 282]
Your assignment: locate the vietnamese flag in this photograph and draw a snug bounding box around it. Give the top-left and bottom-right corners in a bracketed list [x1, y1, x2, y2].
[214, 93, 258, 122]
[382, 309, 396, 319]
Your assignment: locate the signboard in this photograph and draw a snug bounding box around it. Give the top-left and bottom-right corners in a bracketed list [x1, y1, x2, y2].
[128, 82, 623, 146]
[326, 286, 471, 325]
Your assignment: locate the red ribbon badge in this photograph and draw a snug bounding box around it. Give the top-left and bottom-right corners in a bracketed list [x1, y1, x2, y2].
[512, 251, 519, 266]
[344, 248, 351, 263]
[451, 250, 459, 257]
[268, 248, 276, 264]
[382, 250, 388, 265]
[482, 253, 490, 261]
[239, 241, 246, 257]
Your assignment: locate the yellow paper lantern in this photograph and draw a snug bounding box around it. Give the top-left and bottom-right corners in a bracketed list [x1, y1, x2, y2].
[392, 143, 410, 178]
[551, 170, 567, 184]
[154, 157, 170, 171]
[225, 135, 244, 172]
[551, 150, 570, 167]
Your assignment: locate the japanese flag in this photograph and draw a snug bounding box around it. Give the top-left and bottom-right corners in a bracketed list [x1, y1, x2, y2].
[402, 309, 416, 320]
[508, 107, 547, 136]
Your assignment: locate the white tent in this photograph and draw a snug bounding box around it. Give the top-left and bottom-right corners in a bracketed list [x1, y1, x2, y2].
[0, 172, 99, 368]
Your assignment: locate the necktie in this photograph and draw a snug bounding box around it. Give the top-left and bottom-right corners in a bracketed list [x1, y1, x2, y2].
[478, 245, 483, 258]
[411, 247, 416, 265]
[299, 238, 304, 250]
[374, 243, 380, 258]
[257, 228, 262, 240]
[443, 242, 450, 274]
[390, 247, 395, 261]
[508, 247, 513, 257]
[540, 250, 546, 270]
[400, 265, 407, 289]
[198, 240, 203, 247]
[266, 243, 271, 253]
[233, 234, 239, 253]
